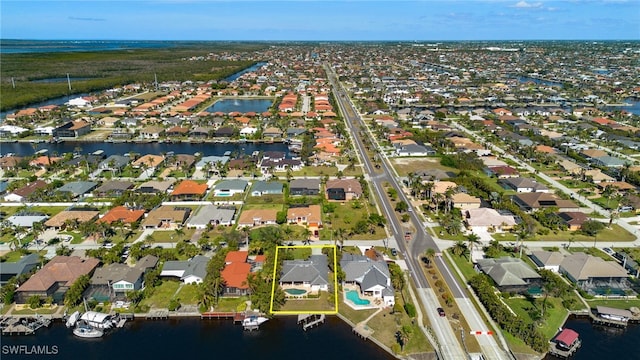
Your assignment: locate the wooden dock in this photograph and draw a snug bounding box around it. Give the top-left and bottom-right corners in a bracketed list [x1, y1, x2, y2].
[146, 310, 169, 320]
[301, 314, 325, 331]
[200, 312, 238, 320]
[1, 316, 51, 336]
[548, 340, 582, 359]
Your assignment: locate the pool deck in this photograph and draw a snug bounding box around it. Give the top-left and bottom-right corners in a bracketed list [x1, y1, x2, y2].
[342, 286, 383, 310]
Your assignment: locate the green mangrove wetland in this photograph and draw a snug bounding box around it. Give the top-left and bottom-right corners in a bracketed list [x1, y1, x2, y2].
[0, 43, 269, 111]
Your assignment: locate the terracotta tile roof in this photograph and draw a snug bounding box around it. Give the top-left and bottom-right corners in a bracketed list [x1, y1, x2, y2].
[221, 262, 251, 289]
[225, 251, 248, 263]
[171, 180, 208, 196]
[97, 206, 146, 224]
[45, 210, 100, 228]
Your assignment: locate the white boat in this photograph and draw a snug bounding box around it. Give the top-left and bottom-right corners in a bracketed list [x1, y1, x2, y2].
[73, 323, 104, 338]
[242, 316, 269, 327]
[65, 311, 80, 328]
[80, 311, 115, 329]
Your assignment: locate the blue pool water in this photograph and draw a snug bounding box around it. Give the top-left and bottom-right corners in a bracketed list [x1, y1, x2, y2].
[346, 290, 370, 305]
[285, 288, 307, 295]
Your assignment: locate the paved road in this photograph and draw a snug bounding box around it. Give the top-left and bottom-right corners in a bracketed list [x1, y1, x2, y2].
[327, 65, 498, 360]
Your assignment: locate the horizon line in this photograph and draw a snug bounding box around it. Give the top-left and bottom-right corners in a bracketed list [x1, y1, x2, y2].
[2, 38, 639, 42]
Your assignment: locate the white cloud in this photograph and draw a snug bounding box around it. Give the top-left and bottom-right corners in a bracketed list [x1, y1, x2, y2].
[511, 1, 543, 8]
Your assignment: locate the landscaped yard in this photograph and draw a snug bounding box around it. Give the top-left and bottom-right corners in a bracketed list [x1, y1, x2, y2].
[536, 224, 635, 243]
[150, 228, 196, 243]
[320, 201, 386, 240]
[585, 298, 640, 310]
[245, 194, 285, 205]
[338, 298, 377, 324]
[141, 281, 181, 309]
[279, 292, 336, 312]
[503, 297, 568, 340]
[176, 284, 200, 305]
[214, 296, 249, 312]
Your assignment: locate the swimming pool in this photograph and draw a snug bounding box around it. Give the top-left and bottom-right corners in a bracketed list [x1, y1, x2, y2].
[285, 288, 307, 296]
[346, 290, 370, 305]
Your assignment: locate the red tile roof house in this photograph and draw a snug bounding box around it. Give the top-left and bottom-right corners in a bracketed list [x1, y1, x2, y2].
[97, 206, 146, 226]
[170, 180, 208, 201]
[221, 251, 252, 297]
[15, 256, 99, 304]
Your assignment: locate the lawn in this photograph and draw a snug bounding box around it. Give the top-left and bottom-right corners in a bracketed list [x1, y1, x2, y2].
[176, 284, 200, 305]
[279, 291, 336, 312]
[150, 228, 196, 243]
[289, 166, 347, 177]
[141, 281, 181, 309]
[536, 224, 635, 242]
[338, 298, 377, 324]
[567, 247, 615, 261]
[11, 305, 60, 315]
[446, 251, 478, 282]
[280, 247, 312, 259]
[0, 250, 34, 262]
[491, 232, 518, 242]
[244, 194, 285, 205]
[585, 298, 640, 310]
[320, 201, 386, 240]
[214, 296, 249, 312]
[503, 297, 568, 340]
[365, 292, 433, 355]
[432, 226, 467, 241]
[557, 179, 596, 189]
[591, 196, 621, 210]
[390, 158, 458, 177]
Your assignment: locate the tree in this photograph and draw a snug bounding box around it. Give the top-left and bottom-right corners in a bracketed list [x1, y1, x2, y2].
[451, 241, 469, 259]
[394, 201, 408, 213]
[423, 248, 436, 268]
[465, 233, 481, 261]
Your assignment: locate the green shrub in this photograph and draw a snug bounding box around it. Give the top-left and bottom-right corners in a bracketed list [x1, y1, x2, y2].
[404, 303, 416, 317]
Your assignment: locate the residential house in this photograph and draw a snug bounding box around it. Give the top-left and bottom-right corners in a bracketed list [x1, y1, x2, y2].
[221, 251, 252, 297]
[213, 179, 248, 197]
[6, 211, 49, 229]
[170, 180, 208, 201]
[4, 180, 48, 202]
[15, 256, 99, 304]
[340, 254, 395, 307]
[186, 205, 236, 229]
[394, 143, 436, 157]
[499, 177, 549, 193]
[132, 154, 164, 169]
[94, 180, 134, 197]
[89, 255, 158, 300]
[56, 181, 98, 199]
[557, 212, 589, 231]
[0, 253, 40, 286]
[465, 208, 517, 232]
[289, 178, 321, 196]
[287, 205, 322, 238]
[263, 127, 283, 139]
[511, 192, 579, 213]
[97, 206, 146, 226]
[475, 257, 542, 294]
[530, 251, 567, 273]
[139, 126, 164, 139]
[161, 255, 210, 284]
[280, 255, 330, 293]
[326, 178, 363, 201]
[44, 209, 100, 230]
[250, 181, 284, 197]
[52, 120, 91, 138]
[451, 193, 481, 211]
[558, 252, 629, 291]
[98, 155, 130, 173]
[141, 206, 190, 229]
[485, 165, 519, 179]
[237, 209, 278, 228]
[136, 179, 176, 194]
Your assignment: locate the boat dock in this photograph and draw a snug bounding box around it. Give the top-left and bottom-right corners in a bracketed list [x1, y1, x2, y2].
[353, 323, 374, 340]
[200, 312, 243, 322]
[548, 339, 582, 359]
[589, 306, 635, 328]
[297, 314, 326, 331]
[146, 310, 169, 320]
[1, 316, 52, 336]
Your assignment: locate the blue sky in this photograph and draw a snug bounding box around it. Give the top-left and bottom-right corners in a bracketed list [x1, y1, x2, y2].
[1, 1, 638, 41]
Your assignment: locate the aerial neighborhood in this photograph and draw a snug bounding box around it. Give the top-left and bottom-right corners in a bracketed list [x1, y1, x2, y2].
[1, 41, 640, 358]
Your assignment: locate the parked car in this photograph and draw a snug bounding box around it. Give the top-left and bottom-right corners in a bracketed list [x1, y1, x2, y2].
[437, 307, 446, 317]
[390, 248, 398, 256]
[603, 247, 614, 255]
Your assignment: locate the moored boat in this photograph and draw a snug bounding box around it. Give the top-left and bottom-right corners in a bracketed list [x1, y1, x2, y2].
[73, 322, 104, 338]
[65, 311, 80, 328]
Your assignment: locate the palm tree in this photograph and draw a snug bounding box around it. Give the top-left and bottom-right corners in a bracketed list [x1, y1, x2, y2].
[301, 228, 312, 245]
[174, 227, 185, 242]
[451, 241, 469, 259]
[423, 248, 436, 268]
[465, 233, 481, 254]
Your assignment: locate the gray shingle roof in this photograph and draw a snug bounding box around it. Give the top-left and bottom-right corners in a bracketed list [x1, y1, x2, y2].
[280, 254, 329, 286]
[476, 257, 541, 286]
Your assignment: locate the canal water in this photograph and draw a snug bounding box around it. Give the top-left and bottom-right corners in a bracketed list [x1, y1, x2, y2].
[0, 141, 290, 158]
[207, 99, 273, 114]
[0, 316, 395, 360]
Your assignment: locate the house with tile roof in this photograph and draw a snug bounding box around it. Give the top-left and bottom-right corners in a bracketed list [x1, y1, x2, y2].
[451, 193, 482, 211]
[340, 254, 395, 307]
[221, 251, 252, 297]
[476, 257, 542, 294]
[141, 206, 190, 229]
[170, 180, 208, 200]
[44, 209, 100, 230]
[97, 206, 145, 226]
[287, 205, 322, 238]
[511, 192, 579, 213]
[237, 208, 279, 228]
[4, 180, 48, 202]
[326, 178, 362, 201]
[465, 208, 517, 232]
[280, 254, 329, 293]
[15, 256, 100, 304]
[52, 120, 91, 138]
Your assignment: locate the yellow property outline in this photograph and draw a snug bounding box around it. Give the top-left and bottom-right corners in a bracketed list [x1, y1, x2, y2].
[269, 244, 339, 315]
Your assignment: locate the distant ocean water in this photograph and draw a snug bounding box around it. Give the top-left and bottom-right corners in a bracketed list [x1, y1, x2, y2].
[0, 39, 182, 54]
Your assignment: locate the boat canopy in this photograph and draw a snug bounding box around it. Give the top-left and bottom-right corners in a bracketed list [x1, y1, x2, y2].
[80, 311, 110, 324]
